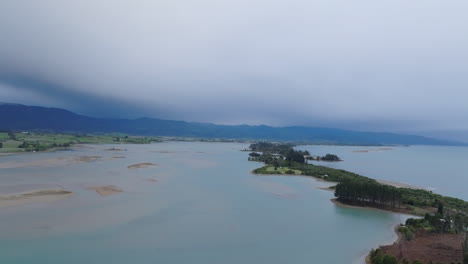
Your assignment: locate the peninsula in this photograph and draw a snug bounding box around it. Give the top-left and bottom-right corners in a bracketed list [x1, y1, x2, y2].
[248, 142, 468, 264]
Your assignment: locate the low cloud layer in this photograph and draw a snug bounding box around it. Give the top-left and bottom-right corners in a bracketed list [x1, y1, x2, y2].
[1, 0, 467, 131]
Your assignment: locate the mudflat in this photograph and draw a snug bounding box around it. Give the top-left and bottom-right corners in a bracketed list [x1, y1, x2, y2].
[127, 163, 157, 169]
[0, 189, 73, 207]
[85, 185, 123, 196]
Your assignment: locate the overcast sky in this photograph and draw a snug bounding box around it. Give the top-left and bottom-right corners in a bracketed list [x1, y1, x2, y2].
[1, 0, 467, 132]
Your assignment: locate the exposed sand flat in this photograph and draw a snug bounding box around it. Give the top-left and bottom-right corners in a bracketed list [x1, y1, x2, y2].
[150, 150, 177, 153]
[104, 148, 127, 151]
[86, 185, 122, 196]
[0, 156, 102, 169]
[353, 147, 394, 153]
[76, 156, 101, 162]
[0, 189, 73, 207]
[378, 147, 394, 151]
[127, 162, 158, 169]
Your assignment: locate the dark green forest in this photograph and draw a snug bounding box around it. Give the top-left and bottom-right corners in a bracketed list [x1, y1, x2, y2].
[334, 179, 402, 208]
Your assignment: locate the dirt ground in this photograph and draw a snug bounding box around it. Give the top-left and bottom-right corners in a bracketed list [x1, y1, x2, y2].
[381, 229, 464, 263]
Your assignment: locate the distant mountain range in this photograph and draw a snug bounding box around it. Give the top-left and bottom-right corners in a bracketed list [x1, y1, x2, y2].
[0, 103, 463, 146]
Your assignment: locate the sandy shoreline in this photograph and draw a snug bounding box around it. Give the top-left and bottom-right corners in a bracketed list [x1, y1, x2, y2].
[0, 189, 73, 207]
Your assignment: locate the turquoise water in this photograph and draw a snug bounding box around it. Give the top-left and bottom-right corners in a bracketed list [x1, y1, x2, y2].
[298, 145, 468, 200]
[0, 142, 410, 264]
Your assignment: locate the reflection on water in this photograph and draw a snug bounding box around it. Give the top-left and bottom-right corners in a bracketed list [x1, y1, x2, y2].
[0, 142, 409, 264]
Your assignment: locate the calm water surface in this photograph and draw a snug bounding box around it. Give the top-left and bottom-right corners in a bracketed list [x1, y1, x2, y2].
[0, 142, 410, 264]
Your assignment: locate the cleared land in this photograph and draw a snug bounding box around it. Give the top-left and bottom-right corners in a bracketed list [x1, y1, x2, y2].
[381, 229, 464, 263]
[264, 166, 302, 175]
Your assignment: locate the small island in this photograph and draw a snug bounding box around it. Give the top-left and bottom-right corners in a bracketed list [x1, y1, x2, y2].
[247, 142, 468, 264]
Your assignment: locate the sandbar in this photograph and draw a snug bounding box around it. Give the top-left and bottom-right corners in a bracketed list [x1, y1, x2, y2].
[127, 162, 158, 169]
[353, 148, 394, 153]
[104, 148, 127, 151]
[0, 156, 102, 169]
[0, 189, 72, 207]
[86, 185, 122, 196]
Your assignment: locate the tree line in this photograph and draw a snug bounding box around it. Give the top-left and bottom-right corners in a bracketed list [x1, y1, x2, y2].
[249, 142, 294, 155]
[334, 179, 402, 209]
[248, 142, 343, 164]
[306, 153, 341, 161]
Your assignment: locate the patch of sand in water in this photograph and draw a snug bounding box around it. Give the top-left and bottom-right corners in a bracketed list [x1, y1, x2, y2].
[0, 156, 102, 169]
[127, 162, 158, 169]
[85, 185, 122, 196]
[352, 148, 394, 153]
[0, 189, 72, 207]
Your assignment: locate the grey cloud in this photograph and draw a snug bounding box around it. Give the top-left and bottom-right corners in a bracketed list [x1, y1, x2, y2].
[0, 0, 467, 131]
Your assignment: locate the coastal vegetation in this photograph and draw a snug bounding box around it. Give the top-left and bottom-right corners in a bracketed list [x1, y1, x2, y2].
[248, 142, 468, 217]
[249, 142, 295, 154]
[0, 132, 162, 153]
[248, 142, 468, 264]
[369, 249, 398, 264]
[306, 153, 342, 161]
[334, 179, 402, 209]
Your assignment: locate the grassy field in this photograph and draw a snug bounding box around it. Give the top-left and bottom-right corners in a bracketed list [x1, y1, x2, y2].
[0, 132, 9, 140]
[262, 165, 303, 175]
[0, 132, 161, 153]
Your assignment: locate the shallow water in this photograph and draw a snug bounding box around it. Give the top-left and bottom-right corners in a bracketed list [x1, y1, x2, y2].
[298, 145, 468, 200]
[0, 142, 409, 264]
